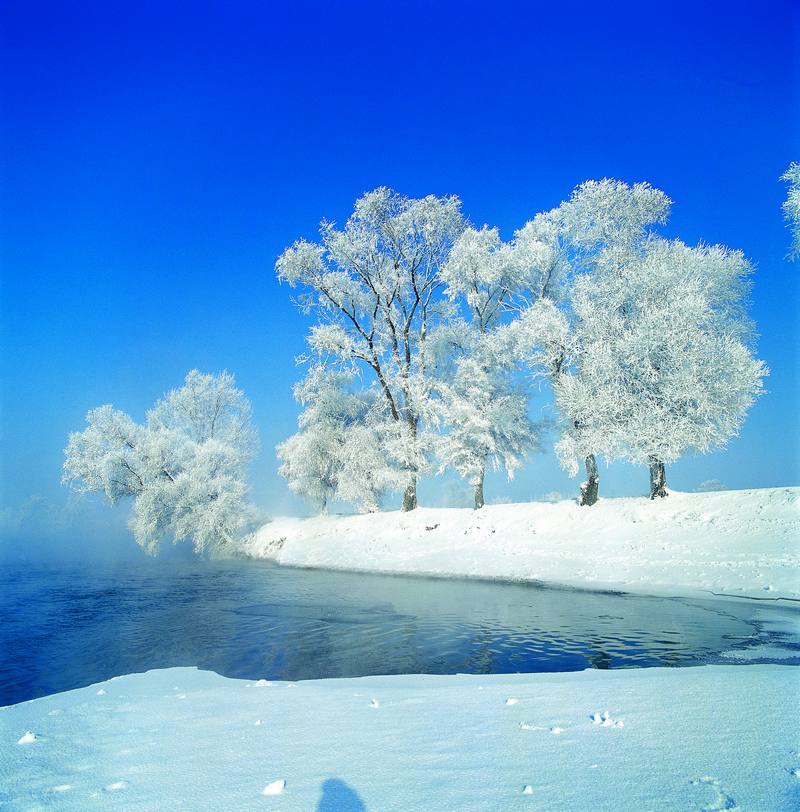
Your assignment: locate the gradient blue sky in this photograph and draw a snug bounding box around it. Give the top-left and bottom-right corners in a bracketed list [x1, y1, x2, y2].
[1, 0, 798, 558]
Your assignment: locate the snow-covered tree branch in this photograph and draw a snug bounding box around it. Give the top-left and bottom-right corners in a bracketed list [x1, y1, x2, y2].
[781, 162, 800, 260]
[277, 180, 767, 512]
[276, 366, 406, 514]
[63, 371, 258, 554]
[277, 188, 466, 511]
[434, 225, 555, 507]
[545, 182, 764, 500]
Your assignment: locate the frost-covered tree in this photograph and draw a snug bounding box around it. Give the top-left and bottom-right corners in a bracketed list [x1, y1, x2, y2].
[434, 225, 552, 507]
[432, 345, 539, 509]
[335, 408, 408, 512]
[277, 188, 466, 511]
[539, 180, 765, 501]
[276, 366, 404, 513]
[278, 180, 764, 510]
[62, 371, 257, 554]
[558, 180, 670, 503]
[508, 179, 763, 504]
[781, 162, 800, 259]
[277, 367, 359, 513]
[557, 238, 766, 498]
[506, 180, 672, 505]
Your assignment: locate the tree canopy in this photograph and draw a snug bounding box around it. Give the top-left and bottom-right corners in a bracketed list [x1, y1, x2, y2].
[63, 371, 258, 553]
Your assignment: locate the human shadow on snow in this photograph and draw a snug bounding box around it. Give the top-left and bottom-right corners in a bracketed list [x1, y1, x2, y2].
[317, 778, 366, 811]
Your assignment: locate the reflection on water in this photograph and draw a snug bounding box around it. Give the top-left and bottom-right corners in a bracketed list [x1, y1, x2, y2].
[1, 558, 798, 704]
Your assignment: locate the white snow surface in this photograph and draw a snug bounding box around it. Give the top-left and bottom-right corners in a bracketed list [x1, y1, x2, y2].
[2, 665, 798, 810]
[242, 487, 800, 600]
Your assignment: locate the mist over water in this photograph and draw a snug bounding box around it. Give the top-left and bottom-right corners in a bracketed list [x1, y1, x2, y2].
[0, 497, 194, 564]
[3, 557, 798, 705]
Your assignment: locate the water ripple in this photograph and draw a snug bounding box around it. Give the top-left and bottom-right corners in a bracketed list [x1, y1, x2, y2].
[1, 558, 798, 704]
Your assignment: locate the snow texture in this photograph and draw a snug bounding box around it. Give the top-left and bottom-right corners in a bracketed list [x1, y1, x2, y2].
[1, 665, 798, 810]
[242, 486, 799, 600]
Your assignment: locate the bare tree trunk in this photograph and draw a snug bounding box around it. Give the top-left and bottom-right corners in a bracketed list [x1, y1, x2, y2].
[402, 475, 418, 512]
[579, 454, 599, 506]
[474, 466, 485, 510]
[648, 456, 667, 499]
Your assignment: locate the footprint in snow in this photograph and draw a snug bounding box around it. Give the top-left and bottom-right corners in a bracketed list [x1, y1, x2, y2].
[17, 731, 36, 745]
[262, 779, 286, 796]
[590, 711, 624, 728]
[690, 776, 738, 811]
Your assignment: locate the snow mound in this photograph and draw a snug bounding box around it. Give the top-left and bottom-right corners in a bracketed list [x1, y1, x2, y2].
[261, 779, 286, 796]
[242, 487, 800, 600]
[1, 665, 797, 810]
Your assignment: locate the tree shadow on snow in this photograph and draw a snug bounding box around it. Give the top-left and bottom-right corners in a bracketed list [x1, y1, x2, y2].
[317, 778, 366, 811]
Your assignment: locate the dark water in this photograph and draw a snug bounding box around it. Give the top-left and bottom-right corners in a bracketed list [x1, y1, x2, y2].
[1, 559, 798, 705]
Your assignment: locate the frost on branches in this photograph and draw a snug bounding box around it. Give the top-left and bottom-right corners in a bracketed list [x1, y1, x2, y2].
[276, 188, 466, 512]
[276, 366, 406, 514]
[276, 190, 566, 512]
[528, 181, 766, 501]
[62, 371, 258, 554]
[434, 224, 557, 508]
[277, 180, 767, 512]
[781, 162, 800, 259]
[431, 343, 540, 509]
[547, 180, 673, 503]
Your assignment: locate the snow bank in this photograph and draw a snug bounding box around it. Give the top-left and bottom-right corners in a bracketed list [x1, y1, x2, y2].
[2, 665, 798, 810]
[242, 486, 800, 600]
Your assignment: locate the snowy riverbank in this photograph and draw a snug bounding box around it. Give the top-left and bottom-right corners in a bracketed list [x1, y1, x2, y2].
[242, 487, 800, 600]
[3, 665, 798, 810]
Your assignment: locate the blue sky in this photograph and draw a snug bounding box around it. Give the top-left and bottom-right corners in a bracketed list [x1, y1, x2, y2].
[1, 0, 798, 558]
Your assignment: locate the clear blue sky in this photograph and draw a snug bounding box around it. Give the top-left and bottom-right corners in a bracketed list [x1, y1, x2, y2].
[1, 0, 798, 558]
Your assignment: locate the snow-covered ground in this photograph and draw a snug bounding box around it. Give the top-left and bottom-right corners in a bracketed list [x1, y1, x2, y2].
[242, 486, 800, 601]
[2, 665, 798, 811]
